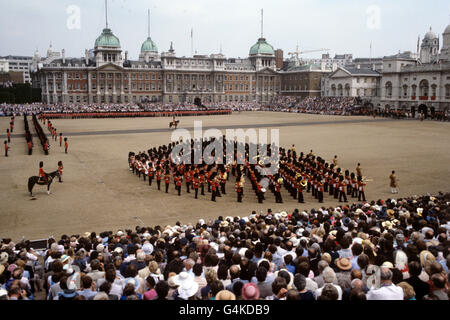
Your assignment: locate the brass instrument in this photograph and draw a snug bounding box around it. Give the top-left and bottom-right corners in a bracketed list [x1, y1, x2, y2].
[300, 179, 307, 187]
[239, 175, 245, 187]
[277, 178, 283, 184]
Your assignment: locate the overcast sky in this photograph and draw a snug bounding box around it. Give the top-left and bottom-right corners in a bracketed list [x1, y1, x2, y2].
[1, 0, 449, 60]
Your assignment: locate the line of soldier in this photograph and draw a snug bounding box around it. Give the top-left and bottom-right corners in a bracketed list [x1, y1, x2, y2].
[4, 115, 14, 156]
[32, 114, 49, 155]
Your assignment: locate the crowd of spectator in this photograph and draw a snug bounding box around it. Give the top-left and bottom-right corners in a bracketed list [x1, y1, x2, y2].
[262, 97, 359, 115]
[1, 192, 448, 300]
[1, 98, 449, 121]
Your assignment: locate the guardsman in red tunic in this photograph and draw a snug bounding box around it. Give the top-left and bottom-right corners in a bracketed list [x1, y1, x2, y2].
[156, 169, 162, 190]
[148, 163, 154, 186]
[184, 170, 191, 193]
[10, 121, 14, 133]
[39, 161, 47, 183]
[306, 173, 311, 193]
[164, 171, 170, 193]
[334, 175, 340, 199]
[27, 139, 32, 155]
[351, 172, 358, 198]
[357, 176, 366, 202]
[64, 138, 68, 154]
[210, 176, 217, 202]
[6, 129, 10, 143]
[220, 171, 227, 195]
[206, 171, 212, 193]
[44, 140, 49, 155]
[235, 178, 243, 203]
[339, 176, 348, 203]
[199, 171, 205, 196]
[297, 179, 304, 203]
[345, 171, 351, 196]
[57, 160, 64, 182]
[275, 181, 282, 203]
[59, 133, 63, 147]
[193, 174, 199, 199]
[256, 181, 263, 204]
[175, 174, 182, 196]
[4, 140, 8, 157]
[317, 179, 324, 203]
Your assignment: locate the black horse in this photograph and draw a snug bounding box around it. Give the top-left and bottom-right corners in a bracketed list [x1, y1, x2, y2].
[28, 170, 60, 196]
[169, 120, 180, 129]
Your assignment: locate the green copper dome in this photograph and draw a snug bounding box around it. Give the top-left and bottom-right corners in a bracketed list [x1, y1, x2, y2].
[141, 37, 158, 52]
[95, 28, 121, 48]
[249, 38, 275, 55]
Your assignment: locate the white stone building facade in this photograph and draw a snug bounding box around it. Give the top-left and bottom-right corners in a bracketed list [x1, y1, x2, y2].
[380, 25, 450, 114]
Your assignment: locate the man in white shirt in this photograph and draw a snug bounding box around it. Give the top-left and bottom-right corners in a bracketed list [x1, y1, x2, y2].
[366, 267, 404, 300]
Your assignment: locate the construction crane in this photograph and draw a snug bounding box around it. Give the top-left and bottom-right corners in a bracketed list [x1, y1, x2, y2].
[288, 44, 330, 60]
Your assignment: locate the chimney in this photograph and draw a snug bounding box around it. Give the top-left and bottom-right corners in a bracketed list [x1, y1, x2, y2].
[85, 49, 89, 64]
[125, 51, 128, 61]
[62, 49, 65, 64]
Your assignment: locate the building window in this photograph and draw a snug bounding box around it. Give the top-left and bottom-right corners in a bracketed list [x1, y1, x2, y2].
[419, 79, 429, 97]
[385, 82, 392, 98]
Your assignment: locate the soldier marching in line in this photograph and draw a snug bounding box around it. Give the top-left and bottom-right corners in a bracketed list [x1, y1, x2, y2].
[210, 175, 217, 202]
[274, 179, 283, 203]
[317, 178, 324, 203]
[193, 174, 199, 199]
[4, 140, 9, 157]
[235, 177, 243, 203]
[339, 176, 348, 203]
[164, 170, 170, 193]
[156, 169, 162, 190]
[358, 176, 366, 201]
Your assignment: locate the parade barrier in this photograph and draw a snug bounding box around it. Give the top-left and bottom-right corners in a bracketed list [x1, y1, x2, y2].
[24, 115, 33, 155]
[41, 109, 232, 119]
[32, 114, 49, 155]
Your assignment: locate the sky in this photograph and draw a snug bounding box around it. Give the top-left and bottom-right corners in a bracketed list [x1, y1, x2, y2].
[1, 0, 449, 60]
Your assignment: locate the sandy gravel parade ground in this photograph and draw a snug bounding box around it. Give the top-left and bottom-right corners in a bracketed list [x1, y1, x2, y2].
[1, 112, 449, 241]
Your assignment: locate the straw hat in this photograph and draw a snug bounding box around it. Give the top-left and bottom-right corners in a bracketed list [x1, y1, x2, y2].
[419, 250, 435, 268]
[335, 258, 352, 271]
[216, 290, 236, 300]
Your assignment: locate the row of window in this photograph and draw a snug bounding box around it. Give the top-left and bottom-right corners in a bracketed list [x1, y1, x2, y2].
[328, 88, 377, 97]
[385, 81, 443, 98]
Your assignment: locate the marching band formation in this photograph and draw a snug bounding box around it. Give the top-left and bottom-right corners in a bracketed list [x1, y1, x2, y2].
[128, 139, 368, 204]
